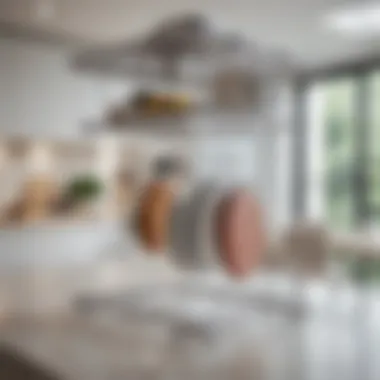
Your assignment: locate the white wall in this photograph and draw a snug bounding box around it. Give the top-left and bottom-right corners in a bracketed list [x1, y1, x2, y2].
[0, 38, 294, 264]
[0, 37, 131, 138]
[189, 81, 294, 234]
[0, 38, 134, 273]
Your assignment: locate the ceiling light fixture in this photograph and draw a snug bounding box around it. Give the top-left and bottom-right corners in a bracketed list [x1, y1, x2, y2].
[325, 1, 380, 35]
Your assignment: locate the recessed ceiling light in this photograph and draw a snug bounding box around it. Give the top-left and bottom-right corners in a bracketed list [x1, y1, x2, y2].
[325, 2, 380, 35]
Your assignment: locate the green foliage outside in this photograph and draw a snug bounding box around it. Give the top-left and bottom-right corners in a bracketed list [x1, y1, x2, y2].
[323, 72, 380, 231]
[320, 72, 380, 283]
[324, 78, 356, 230]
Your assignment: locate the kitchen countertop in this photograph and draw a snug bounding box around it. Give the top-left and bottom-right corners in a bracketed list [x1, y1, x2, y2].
[1, 275, 380, 380]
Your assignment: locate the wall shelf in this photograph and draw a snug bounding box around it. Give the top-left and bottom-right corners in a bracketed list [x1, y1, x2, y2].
[83, 105, 272, 139]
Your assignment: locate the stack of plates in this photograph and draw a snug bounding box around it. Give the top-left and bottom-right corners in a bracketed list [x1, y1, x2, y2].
[133, 181, 266, 278]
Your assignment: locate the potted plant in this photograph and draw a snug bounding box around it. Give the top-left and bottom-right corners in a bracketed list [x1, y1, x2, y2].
[60, 174, 104, 217]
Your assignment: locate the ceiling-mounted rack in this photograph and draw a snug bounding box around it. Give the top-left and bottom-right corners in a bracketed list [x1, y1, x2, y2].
[72, 13, 292, 85]
[74, 13, 293, 139]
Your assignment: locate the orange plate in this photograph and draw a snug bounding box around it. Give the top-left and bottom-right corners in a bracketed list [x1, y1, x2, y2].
[215, 190, 266, 278]
[136, 181, 175, 252]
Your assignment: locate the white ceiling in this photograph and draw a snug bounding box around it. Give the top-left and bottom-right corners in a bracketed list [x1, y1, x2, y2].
[0, 0, 379, 69]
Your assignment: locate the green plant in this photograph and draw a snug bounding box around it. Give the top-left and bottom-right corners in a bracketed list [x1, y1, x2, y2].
[65, 174, 104, 205]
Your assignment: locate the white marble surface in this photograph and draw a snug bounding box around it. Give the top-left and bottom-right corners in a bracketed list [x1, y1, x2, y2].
[1, 273, 379, 380]
[75, 273, 380, 380]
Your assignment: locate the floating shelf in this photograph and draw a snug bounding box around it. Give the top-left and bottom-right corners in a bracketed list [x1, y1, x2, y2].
[83, 121, 190, 138]
[82, 123, 276, 141]
[83, 104, 274, 138]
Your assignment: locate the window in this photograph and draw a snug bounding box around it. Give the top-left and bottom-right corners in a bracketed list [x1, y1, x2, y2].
[305, 69, 380, 232]
[369, 71, 380, 226]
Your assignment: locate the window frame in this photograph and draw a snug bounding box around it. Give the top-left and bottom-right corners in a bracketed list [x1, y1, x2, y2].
[293, 58, 380, 228]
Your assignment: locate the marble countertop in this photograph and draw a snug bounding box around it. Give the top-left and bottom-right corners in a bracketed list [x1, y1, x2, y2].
[1, 275, 380, 380]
